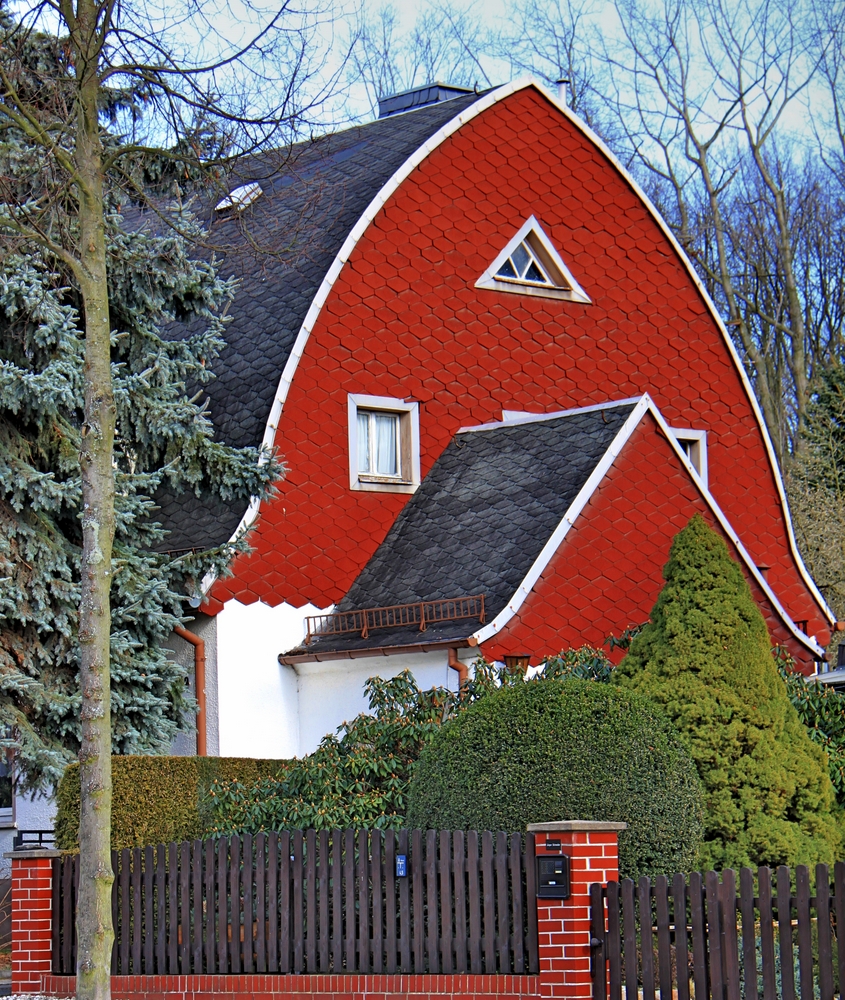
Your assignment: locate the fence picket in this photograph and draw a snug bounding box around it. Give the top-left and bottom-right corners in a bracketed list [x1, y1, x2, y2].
[739, 868, 758, 1000]
[508, 832, 523, 975]
[426, 829, 439, 973]
[816, 864, 834, 1000]
[795, 865, 813, 1000]
[318, 830, 329, 973]
[255, 832, 267, 973]
[305, 829, 316, 973]
[721, 869, 740, 1000]
[606, 880, 621, 1000]
[688, 871, 707, 1000]
[131, 847, 142, 973]
[357, 829, 370, 973]
[671, 873, 689, 1000]
[440, 830, 453, 974]
[638, 877, 656, 1000]
[267, 832, 279, 973]
[242, 833, 254, 974]
[836, 862, 845, 1000]
[759, 867, 777, 1000]
[292, 830, 303, 974]
[63, 850, 75, 975]
[331, 830, 342, 973]
[705, 869, 724, 1000]
[180, 840, 191, 974]
[192, 840, 203, 975]
[776, 865, 796, 1000]
[372, 831, 384, 974]
[481, 830, 495, 974]
[525, 833, 538, 976]
[467, 829, 483, 975]
[398, 829, 411, 973]
[143, 845, 154, 973]
[228, 836, 240, 975]
[621, 879, 637, 1000]
[454, 831, 467, 974]
[385, 830, 397, 975]
[215, 837, 227, 973]
[203, 838, 214, 974]
[412, 828, 424, 973]
[278, 831, 291, 974]
[343, 828, 354, 973]
[654, 875, 672, 1000]
[495, 831, 509, 974]
[111, 850, 119, 975]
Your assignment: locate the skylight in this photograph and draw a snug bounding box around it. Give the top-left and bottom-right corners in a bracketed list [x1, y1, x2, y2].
[495, 241, 555, 287]
[214, 182, 263, 213]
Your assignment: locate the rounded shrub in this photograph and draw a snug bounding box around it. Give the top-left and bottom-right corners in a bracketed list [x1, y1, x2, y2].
[405, 678, 703, 879]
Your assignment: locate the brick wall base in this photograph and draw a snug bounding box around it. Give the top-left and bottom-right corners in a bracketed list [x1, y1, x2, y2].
[40, 973, 542, 999]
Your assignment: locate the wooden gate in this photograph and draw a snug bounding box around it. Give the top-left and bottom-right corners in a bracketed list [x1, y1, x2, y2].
[591, 864, 845, 1000]
[53, 828, 539, 977]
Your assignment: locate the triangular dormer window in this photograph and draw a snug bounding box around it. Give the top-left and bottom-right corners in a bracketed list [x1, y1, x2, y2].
[476, 216, 591, 303]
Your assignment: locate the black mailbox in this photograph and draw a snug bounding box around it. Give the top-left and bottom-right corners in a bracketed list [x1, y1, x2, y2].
[537, 854, 571, 899]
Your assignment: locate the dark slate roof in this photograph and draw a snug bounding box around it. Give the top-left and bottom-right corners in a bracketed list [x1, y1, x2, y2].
[155, 91, 488, 552]
[284, 403, 636, 657]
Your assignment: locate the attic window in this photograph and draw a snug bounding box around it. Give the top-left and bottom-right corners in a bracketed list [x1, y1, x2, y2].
[670, 428, 707, 486]
[495, 241, 555, 287]
[348, 394, 420, 494]
[476, 216, 591, 303]
[214, 182, 263, 212]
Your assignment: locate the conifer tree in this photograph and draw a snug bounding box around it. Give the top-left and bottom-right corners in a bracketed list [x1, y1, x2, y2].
[614, 514, 842, 870]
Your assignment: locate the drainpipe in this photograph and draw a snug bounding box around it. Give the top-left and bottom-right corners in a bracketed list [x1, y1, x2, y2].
[175, 626, 207, 757]
[448, 647, 467, 686]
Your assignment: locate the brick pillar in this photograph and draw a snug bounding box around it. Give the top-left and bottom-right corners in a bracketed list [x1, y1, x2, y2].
[528, 820, 626, 1000]
[6, 849, 61, 993]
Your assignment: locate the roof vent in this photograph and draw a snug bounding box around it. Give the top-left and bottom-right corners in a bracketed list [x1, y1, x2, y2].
[214, 181, 263, 213]
[378, 82, 474, 119]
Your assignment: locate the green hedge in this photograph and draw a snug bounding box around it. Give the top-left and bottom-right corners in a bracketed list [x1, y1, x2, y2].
[56, 756, 289, 851]
[406, 679, 703, 879]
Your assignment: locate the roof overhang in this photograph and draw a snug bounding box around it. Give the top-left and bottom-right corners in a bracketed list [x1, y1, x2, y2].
[279, 637, 476, 666]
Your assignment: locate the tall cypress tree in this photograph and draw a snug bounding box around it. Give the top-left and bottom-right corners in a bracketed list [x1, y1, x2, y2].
[614, 514, 842, 870]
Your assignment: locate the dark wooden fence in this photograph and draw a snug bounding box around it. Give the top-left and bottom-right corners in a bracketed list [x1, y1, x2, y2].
[53, 829, 538, 977]
[590, 863, 844, 1000]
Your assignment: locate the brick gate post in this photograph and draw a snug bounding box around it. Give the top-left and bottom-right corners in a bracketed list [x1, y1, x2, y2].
[6, 848, 62, 993]
[528, 820, 626, 1000]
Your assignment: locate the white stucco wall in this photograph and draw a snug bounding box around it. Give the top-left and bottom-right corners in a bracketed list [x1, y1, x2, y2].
[216, 597, 473, 758]
[295, 649, 464, 756]
[217, 598, 321, 759]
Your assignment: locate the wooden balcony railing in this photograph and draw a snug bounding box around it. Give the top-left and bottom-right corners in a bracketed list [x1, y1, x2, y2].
[304, 594, 486, 644]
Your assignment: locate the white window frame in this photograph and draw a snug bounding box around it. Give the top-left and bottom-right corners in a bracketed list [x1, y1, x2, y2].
[348, 394, 420, 494]
[670, 427, 707, 487]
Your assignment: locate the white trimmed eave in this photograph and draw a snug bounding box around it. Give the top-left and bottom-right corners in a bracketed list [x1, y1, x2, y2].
[202, 77, 832, 627]
[471, 393, 825, 660]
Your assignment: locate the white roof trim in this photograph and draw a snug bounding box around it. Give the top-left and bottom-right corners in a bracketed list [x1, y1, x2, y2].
[202, 77, 831, 627]
[463, 397, 644, 435]
[475, 214, 591, 303]
[471, 393, 825, 659]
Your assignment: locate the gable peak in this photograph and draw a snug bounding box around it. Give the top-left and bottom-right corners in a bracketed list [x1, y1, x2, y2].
[476, 216, 591, 303]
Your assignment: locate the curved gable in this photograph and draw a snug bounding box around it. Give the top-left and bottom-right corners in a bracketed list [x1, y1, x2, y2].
[205, 80, 830, 647]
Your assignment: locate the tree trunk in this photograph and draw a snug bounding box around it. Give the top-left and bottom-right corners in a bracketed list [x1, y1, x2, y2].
[70, 2, 115, 998]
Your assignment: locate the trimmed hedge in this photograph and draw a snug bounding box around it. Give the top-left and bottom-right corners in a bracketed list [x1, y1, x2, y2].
[56, 756, 288, 850]
[405, 679, 703, 879]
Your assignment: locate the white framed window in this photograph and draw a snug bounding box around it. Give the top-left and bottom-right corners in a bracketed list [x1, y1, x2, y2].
[670, 428, 707, 486]
[348, 394, 420, 493]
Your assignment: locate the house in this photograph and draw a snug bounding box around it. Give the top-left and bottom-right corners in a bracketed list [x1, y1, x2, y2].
[158, 78, 835, 762]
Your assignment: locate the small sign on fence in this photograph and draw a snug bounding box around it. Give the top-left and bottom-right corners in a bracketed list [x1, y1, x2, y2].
[395, 854, 407, 877]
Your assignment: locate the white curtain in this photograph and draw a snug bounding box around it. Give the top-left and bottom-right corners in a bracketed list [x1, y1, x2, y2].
[374, 413, 398, 475]
[358, 412, 371, 473]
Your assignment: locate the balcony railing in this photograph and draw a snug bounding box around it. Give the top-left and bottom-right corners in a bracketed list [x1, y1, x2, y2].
[304, 594, 486, 644]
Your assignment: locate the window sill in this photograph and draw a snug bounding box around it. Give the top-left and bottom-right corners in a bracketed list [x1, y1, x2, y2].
[352, 479, 418, 494]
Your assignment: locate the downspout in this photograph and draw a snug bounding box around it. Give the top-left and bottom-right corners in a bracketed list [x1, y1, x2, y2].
[175, 626, 207, 757]
[448, 647, 467, 686]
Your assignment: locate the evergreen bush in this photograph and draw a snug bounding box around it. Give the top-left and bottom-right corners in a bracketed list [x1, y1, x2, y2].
[614, 514, 843, 870]
[55, 756, 288, 850]
[405, 679, 703, 879]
